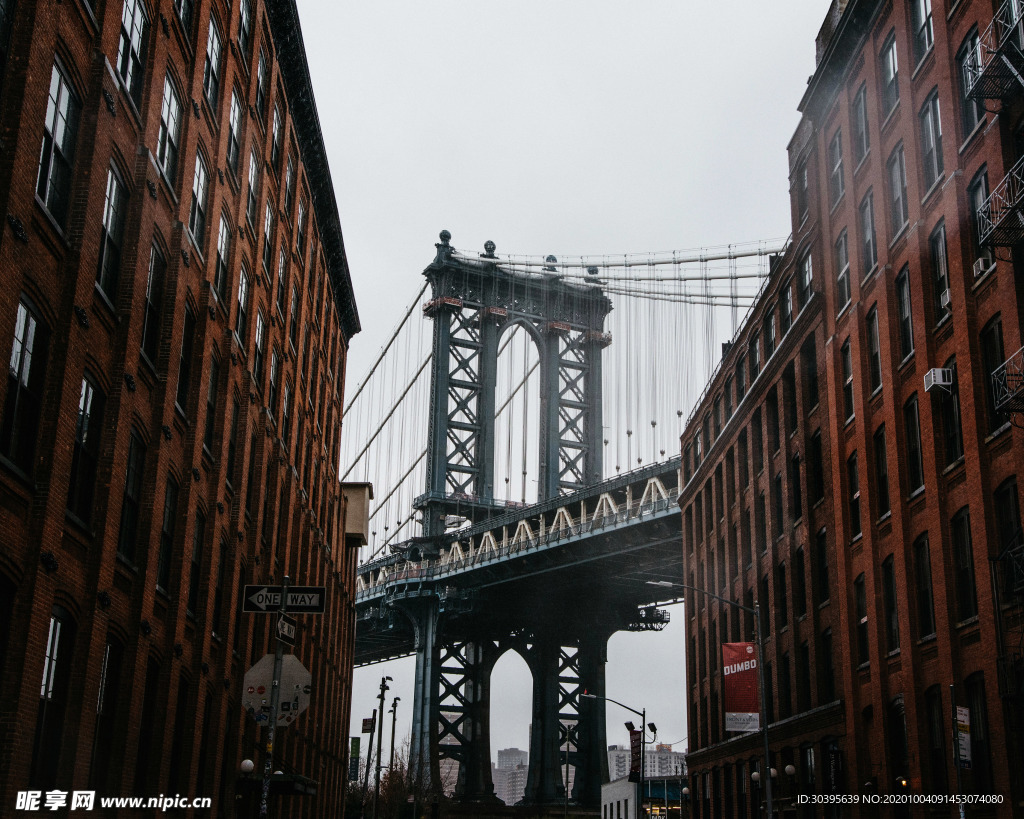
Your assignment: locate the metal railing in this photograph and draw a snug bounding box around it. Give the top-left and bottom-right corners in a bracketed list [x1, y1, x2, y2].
[978, 153, 1024, 247]
[963, 0, 1024, 100]
[993, 344, 1024, 413]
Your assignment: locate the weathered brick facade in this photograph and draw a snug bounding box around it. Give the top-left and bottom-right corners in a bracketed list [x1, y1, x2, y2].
[680, 1, 1024, 815]
[0, 0, 361, 815]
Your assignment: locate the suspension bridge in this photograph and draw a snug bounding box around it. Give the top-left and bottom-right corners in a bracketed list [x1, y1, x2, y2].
[341, 230, 783, 814]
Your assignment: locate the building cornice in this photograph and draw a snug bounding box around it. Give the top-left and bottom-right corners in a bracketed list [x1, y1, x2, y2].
[266, 0, 361, 342]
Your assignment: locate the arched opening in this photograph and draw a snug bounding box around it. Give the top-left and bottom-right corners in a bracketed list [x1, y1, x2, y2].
[494, 323, 541, 505]
[489, 649, 533, 806]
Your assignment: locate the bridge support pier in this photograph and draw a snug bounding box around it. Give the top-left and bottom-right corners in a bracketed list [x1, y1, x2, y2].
[408, 598, 441, 794]
[523, 637, 566, 806]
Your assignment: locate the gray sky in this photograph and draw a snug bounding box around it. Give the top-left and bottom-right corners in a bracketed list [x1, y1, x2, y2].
[298, 1, 829, 766]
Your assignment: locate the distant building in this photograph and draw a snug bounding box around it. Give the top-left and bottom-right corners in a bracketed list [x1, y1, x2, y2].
[492, 747, 529, 806]
[607, 744, 686, 781]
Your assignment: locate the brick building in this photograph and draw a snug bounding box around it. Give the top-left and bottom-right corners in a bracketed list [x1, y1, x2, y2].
[0, 0, 361, 816]
[680, 0, 1024, 815]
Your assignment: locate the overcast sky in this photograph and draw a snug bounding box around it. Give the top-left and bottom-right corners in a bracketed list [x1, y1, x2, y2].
[297, 0, 830, 769]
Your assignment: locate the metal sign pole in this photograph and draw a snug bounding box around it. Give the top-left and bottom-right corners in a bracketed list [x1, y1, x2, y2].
[260, 574, 290, 819]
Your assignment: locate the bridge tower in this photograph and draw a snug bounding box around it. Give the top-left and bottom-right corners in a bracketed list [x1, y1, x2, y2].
[405, 232, 614, 811]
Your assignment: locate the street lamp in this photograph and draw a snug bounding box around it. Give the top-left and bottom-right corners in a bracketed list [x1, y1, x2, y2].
[373, 676, 392, 819]
[681, 785, 690, 818]
[648, 580, 774, 819]
[581, 692, 648, 819]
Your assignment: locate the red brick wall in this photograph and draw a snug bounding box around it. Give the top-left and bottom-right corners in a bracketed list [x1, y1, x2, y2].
[0, 0, 359, 816]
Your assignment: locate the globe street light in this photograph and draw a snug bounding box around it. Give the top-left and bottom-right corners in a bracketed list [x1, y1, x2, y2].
[648, 580, 774, 819]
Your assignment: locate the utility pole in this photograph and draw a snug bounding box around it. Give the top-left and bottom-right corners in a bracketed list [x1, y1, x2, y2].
[259, 575, 290, 819]
[373, 676, 392, 819]
[389, 697, 401, 773]
[361, 709, 376, 818]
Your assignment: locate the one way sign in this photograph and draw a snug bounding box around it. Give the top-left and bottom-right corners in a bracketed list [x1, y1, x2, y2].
[243, 585, 327, 614]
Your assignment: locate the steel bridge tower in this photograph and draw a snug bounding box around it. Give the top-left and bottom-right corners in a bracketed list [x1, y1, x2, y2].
[401, 232, 615, 810]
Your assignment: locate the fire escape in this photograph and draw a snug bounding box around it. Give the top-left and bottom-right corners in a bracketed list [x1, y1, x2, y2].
[965, 0, 1024, 731]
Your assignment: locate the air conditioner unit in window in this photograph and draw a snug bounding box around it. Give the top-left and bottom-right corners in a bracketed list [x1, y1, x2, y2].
[973, 257, 991, 278]
[939, 289, 952, 310]
[924, 368, 953, 393]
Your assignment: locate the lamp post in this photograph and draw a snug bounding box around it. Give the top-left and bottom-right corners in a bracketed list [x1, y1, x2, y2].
[372, 676, 392, 819]
[648, 580, 774, 819]
[581, 692, 648, 819]
[388, 696, 401, 773]
[681, 785, 690, 819]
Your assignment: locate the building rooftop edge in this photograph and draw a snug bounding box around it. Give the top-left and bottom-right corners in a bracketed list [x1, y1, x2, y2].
[267, 0, 361, 341]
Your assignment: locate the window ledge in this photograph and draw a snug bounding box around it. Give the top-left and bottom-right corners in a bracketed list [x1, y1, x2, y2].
[907, 485, 926, 503]
[817, 599, 831, 610]
[958, 118, 987, 156]
[917, 633, 937, 645]
[0, 453, 33, 488]
[886, 648, 902, 658]
[910, 46, 935, 82]
[898, 351, 915, 371]
[985, 422, 1012, 443]
[64, 508, 95, 538]
[880, 100, 901, 133]
[921, 174, 945, 207]
[854, 150, 871, 176]
[33, 196, 71, 246]
[862, 262, 879, 285]
[829, 191, 845, 216]
[942, 456, 966, 476]
[956, 615, 979, 629]
[836, 300, 852, 321]
[93, 281, 119, 320]
[889, 222, 910, 250]
[877, 510, 892, 524]
[850, 532, 864, 547]
[971, 262, 997, 290]
[115, 552, 139, 574]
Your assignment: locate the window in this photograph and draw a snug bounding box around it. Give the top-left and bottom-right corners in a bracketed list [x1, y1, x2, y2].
[828, 130, 844, 206]
[255, 49, 269, 119]
[809, 430, 824, 504]
[724, 376, 733, 420]
[174, 0, 192, 32]
[156, 74, 181, 183]
[271, 105, 283, 171]
[867, 306, 882, 392]
[751, 408, 763, 471]
[735, 355, 746, 401]
[117, 430, 145, 561]
[859, 191, 877, 276]
[797, 251, 812, 308]
[965, 673, 993, 792]
[994, 478, 1022, 557]
[914, 534, 936, 638]
[790, 454, 802, 520]
[140, 245, 165, 363]
[156, 477, 179, 591]
[204, 356, 218, 452]
[855, 573, 868, 665]
[763, 310, 775, 359]
[980, 315, 1006, 431]
[211, 540, 228, 636]
[778, 651, 791, 718]
[186, 513, 205, 617]
[90, 634, 125, 791]
[214, 215, 231, 302]
[952, 507, 977, 621]
[281, 381, 292, 442]
[896, 265, 913, 359]
[748, 335, 759, 382]
[289, 284, 299, 349]
[226, 399, 239, 481]
[772, 472, 784, 539]
[880, 33, 899, 114]
[920, 91, 943, 190]
[67, 375, 105, 523]
[236, 266, 250, 340]
[176, 306, 196, 411]
[296, 199, 307, 255]
[968, 167, 992, 266]
[887, 696, 910, 783]
[767, 388, 780, 453]
[802, 337, 819, 409]
[848, 452, 861, 539]
[237, 0, 253, 62]
[835, 230, 850, 311]
[96, 169, 128, 299]
[245, 149, 260, 229]
[873, 425, 890, 518]
[853, 84, 869, 163]
[925, 687, 947, 791]
[958, 29, 984, 134]
[189, 153, 209, 245]
[31, 606, 76, 788]
[777, 282, 792, 336]
[262, 202, 274, 274]
[269, 349, 280, 414]
[904, 394, 925, 493]
[117, 0, 148, 105]
[795, 162, 808, 223]
[888, 144, 908, 234]
[227, 91, 242, 176]
[284, 154, 295, 214]
[911, 0, 933, 61]
[253, 312, 266, 387]
[793, 548, 807, 618]
[37, 61, 80, 227]
[882, 554, 900, 651]
[938, 357, 963, 465]
[841, 338, 854, 421]
[814, 527, 829, 605]
[276, 250, 287, 314]
[1, 298, 49, 472]
[202, 18, 222, 110]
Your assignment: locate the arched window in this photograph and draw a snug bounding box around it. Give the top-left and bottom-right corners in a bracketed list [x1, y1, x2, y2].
[31, 605, 77, 788]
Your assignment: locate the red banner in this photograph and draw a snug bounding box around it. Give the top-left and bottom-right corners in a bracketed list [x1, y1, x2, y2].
[628, 729, 642, 782]
[722, 642, 759, 732]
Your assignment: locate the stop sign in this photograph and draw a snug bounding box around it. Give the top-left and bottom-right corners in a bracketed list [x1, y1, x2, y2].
[242, 654, 313, 726]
